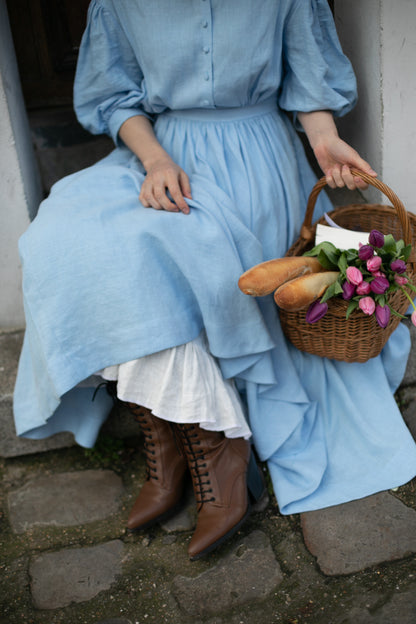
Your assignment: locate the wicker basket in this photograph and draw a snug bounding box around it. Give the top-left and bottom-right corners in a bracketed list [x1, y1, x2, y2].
[279, 169, 416, 362]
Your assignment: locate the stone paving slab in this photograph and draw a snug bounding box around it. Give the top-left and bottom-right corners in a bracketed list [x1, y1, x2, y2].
[301, 491, 416, 575]
[29, 540, 124, 609]
[8, 470, 124, 533]
[172, 530, 283, 618]
[342, 584, 416, 624]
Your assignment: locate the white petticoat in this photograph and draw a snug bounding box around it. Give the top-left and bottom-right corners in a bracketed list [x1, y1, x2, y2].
[98, 332, 252, 440]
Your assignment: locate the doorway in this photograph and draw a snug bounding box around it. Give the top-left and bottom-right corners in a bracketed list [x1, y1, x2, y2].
[5, 0, 112, 194]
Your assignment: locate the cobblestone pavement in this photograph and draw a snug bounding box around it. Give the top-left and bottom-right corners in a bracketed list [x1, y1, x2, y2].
[1, 323, 416, 624]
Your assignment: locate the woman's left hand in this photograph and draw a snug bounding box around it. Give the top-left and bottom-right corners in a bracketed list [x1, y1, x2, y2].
[313, 134, 377, 190]
[298, 110, 377, 190]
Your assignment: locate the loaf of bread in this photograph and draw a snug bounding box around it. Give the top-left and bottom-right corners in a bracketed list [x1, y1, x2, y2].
[274, 271, 340, 311]
[238, 257, 324, 297]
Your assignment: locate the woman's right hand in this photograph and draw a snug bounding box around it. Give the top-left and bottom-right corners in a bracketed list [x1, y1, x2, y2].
[139, 155, 192, 214]
[118, 115, 192, 214]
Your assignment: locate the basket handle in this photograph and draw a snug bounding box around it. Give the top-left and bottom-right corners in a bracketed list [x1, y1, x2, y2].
[300, 168, 412, 246]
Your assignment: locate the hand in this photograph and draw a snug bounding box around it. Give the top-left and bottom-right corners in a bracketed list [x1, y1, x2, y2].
[313, 135, 377, 190]
[298, 111, 377, 190]
[139, 156, 192, 214]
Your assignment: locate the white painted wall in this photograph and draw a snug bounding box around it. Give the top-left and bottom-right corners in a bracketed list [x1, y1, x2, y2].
[335, 0, 416, 213]
[381, 0, 416, 214]
[0, 0, 42, 328]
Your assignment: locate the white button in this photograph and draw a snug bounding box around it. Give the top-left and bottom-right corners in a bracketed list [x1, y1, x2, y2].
[203, 46, 210, 54]
[202, 21, 208, 28]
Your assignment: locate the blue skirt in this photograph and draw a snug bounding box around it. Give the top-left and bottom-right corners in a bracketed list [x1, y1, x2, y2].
[14, 100, 416, 514]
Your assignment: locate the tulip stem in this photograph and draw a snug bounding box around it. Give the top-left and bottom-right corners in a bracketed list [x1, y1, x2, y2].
[401, 288, 416, 311]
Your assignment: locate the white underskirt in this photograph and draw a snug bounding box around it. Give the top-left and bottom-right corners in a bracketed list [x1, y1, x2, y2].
[97, 332, 252, 439]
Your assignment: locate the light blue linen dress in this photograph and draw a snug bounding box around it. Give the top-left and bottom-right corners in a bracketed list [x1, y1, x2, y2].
[14, 0, 416, 514]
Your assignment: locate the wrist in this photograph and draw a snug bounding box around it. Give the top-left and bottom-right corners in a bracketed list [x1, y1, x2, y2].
[310, 130, 339, 154]
[298, 110, 338, 150]
[141, 147, 172, 172]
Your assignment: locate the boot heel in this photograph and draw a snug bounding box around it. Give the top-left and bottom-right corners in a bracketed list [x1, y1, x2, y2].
[247, 449, 266, 503]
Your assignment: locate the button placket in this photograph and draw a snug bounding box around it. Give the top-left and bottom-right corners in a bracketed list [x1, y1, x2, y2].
[200, 1, 213, 106]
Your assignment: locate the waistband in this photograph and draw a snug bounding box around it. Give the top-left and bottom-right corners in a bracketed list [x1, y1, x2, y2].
[161, 96, 277, 122]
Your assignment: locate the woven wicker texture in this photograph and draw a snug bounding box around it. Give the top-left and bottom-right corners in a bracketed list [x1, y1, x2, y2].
[280, 169, 416, 362]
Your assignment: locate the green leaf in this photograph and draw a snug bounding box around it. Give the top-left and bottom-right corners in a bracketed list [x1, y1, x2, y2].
[317, 249, 338, 270]
[345, 249, 359, 263]
[338, 252, 348, 273]
[303, 249, 318, 258]
[320, 282, 338, 303]
[303, 241, 338, 258]
[389, 307, 406, 319]
[382, 234, 397, 254]
[402, 244, 412, 262]
[396, 239, 405, 255]
[346, 300, 359, 320]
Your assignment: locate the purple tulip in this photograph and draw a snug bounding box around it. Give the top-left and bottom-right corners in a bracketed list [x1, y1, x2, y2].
[305, 300, 328, 324]
[359, 296, 376, 316]
[356, 280, 371, 295]
[390, 259, 407, 274]
[369, 230, 385, 248]
[375, 305, 391, 328]
[370, 276, 390, 294]
[346, 266, 363, 286]
[394, 274, 408, 286]
[342, 281, 356, 300]
[367, 256, 382, 272]
[358, 245, 374, 261]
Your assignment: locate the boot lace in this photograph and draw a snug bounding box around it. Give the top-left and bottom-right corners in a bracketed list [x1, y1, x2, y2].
[92, 380, 122, 406]
[177, 424, 215, 506]
[128, 404, 158, 481]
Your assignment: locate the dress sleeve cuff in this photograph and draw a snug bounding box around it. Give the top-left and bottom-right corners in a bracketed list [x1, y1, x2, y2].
[108, 107, 154, 146]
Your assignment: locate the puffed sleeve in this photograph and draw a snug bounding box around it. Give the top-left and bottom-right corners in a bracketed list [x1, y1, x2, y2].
[73, 0, 151, 145]
[278, 0, 357, 126]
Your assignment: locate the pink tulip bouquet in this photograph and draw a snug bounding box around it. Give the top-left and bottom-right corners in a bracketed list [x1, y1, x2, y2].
[303, 229, 416, 327]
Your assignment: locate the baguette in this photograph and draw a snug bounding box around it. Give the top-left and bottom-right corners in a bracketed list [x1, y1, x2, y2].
[238, 256, 324, 297]
[274, 271, 340, 311]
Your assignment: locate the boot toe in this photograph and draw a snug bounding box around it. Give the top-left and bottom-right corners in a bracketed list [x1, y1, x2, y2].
[127, 483, 184, 531]
[188, 503, 250, 560]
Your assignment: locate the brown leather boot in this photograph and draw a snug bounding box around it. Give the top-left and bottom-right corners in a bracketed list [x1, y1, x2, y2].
[126, 404, 188, 531]
[175, 424, 265, 560]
